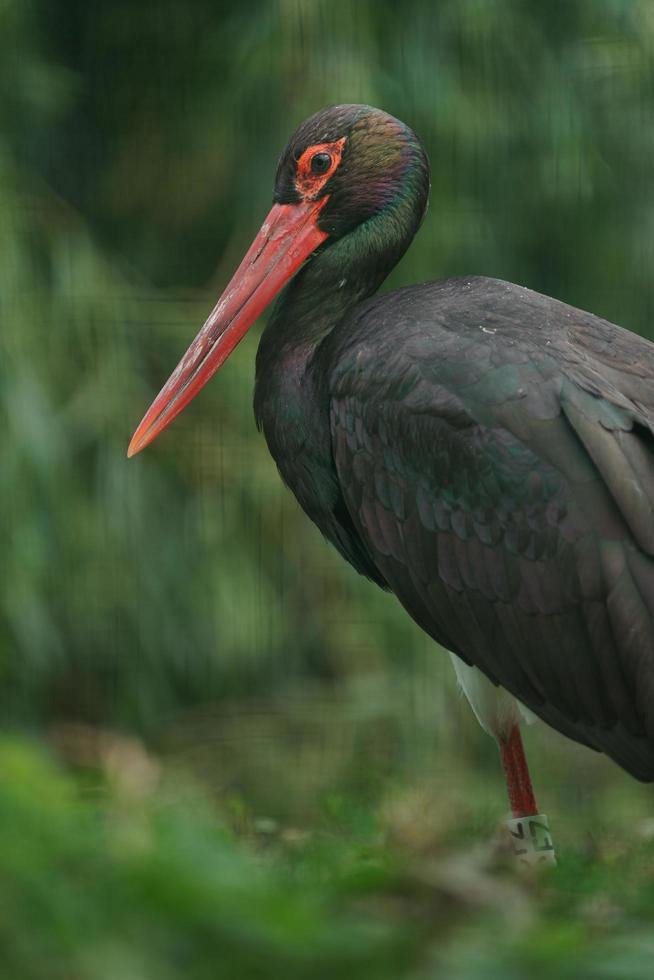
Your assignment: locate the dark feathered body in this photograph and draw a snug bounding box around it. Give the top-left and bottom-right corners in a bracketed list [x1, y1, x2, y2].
[256, 273, 654, 780]
[131, 103, 654, 784]
[128, 102, 652, 784]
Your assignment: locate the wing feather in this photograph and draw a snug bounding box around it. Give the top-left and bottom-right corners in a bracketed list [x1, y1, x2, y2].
[322, 276, 654, 778]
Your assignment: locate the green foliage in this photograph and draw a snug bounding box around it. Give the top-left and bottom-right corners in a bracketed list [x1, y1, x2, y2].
[4, 0, 654, 731]
[0, 738, 411, 979]
[3, 1, 654, 974]
[2, 738, 654, 980]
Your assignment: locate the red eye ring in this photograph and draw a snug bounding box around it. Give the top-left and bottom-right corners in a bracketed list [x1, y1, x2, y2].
[295, 137, 346, 199]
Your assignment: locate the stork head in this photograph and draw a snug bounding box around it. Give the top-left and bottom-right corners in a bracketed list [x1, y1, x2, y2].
[128, 105, 429, 456]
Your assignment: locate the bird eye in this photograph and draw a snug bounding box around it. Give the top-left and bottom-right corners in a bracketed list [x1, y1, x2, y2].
[310, 152, 332, 175]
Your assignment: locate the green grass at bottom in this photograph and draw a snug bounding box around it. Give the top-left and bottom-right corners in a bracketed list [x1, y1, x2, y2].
[1, 735, 654, 980]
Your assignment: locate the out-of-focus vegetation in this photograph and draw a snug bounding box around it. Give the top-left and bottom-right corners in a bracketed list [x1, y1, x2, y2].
[3, 737, 654, 980]
[2, 0, 654, 975]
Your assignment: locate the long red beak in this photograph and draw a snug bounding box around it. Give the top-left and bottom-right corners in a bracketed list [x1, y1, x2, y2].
[128, 198, 329, 457]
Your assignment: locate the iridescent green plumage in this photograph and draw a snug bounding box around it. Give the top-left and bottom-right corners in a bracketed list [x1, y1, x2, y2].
[255, 106, 654, 780]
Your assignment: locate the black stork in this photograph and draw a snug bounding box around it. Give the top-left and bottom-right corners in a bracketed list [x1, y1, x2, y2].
[129, 104, 654, 834]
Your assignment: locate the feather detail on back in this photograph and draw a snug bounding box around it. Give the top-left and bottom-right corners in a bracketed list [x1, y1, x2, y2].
[318, 276, 654, 780]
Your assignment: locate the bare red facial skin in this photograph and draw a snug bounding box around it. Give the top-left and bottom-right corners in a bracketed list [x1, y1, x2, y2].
[294, 137, 346, 199]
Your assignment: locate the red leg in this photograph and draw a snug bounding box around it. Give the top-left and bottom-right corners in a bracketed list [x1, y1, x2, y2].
[498, 724, 538, 818]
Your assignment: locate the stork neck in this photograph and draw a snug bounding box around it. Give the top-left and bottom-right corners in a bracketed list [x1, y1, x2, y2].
[256, 200, 421, 380]
[251, 193, 424, 542]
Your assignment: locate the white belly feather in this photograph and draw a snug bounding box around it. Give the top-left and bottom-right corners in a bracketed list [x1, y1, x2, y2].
[449, 652, 536, 741]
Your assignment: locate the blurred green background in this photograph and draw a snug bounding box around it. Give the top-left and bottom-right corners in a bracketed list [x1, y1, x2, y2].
[2, 0, 654, 976]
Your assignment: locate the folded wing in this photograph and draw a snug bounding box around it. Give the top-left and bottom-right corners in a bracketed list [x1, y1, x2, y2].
[325, 277, 654, 779]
